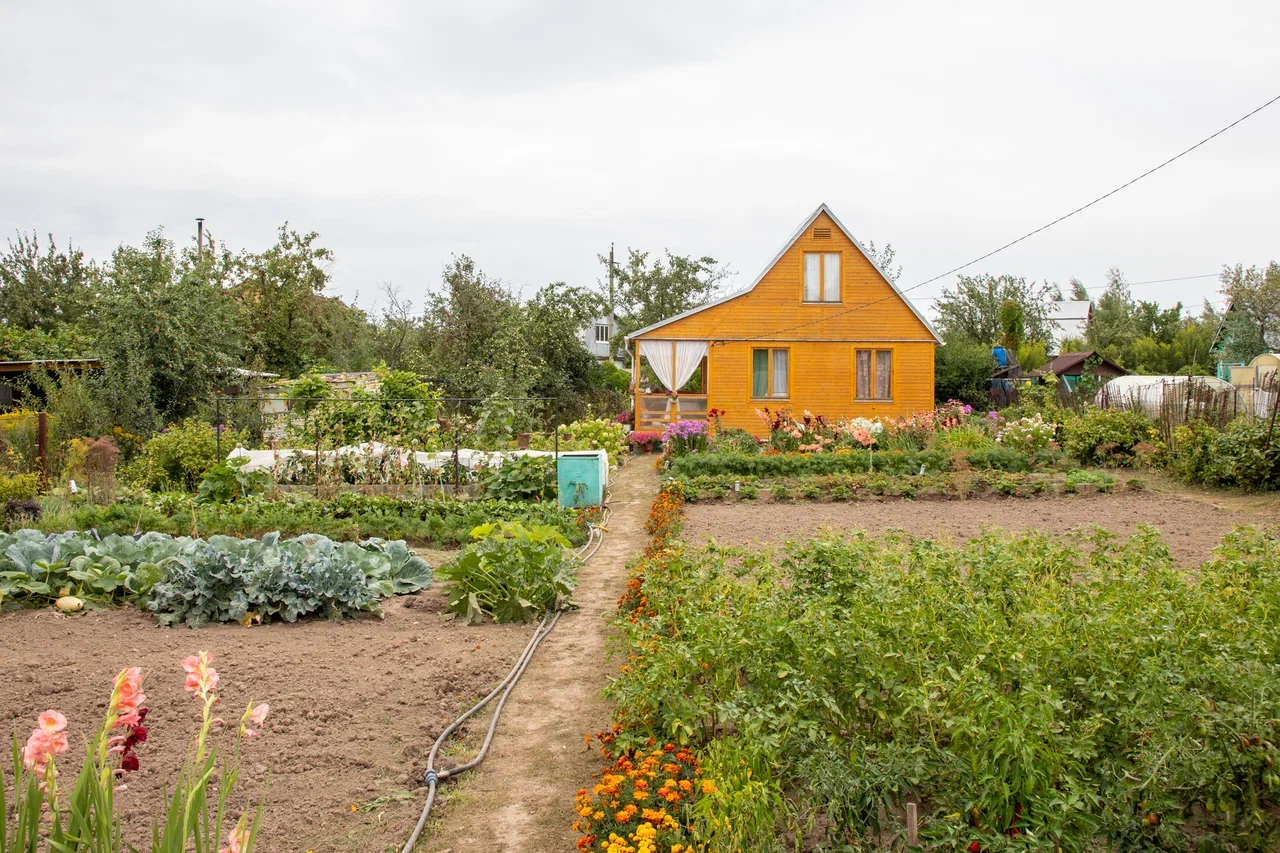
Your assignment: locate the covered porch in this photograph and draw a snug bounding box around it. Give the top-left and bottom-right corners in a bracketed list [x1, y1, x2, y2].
[632, 339, 710, 433]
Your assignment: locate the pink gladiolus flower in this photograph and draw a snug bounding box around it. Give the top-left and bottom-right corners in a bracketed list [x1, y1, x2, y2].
[111, 667, 147, 724]
[182, 652, 219, 696]
[249, 703, 269, 727]
[220, 818, 250, 853]
[23, 711, 70, 784]
[38, 710, 67, 733]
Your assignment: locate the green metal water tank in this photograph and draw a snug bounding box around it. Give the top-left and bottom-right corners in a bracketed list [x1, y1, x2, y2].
[557, 451, 606, 508]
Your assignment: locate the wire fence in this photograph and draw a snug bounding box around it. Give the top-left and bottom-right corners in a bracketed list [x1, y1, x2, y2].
[1097, 376, 1279, 447]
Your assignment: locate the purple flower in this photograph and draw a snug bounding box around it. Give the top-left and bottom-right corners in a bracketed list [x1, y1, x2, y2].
[661, 420, 709, 442]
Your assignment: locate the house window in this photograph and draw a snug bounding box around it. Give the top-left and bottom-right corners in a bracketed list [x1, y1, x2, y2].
[752, 348, 789, 398]
[803, 252, 841, 302]
[855, 349, 892, 400]
[594, 323, 610, 343]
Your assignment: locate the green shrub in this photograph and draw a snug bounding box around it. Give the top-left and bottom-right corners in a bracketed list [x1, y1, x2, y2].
[0, 472, 41, 501]
[933, 422, 996, 452]
[436, 521, 579, 624]
[122, 418, 233, 491]
[1174, 418, 1280, 491]
[482, 455, 556, 501]
[555, 418, 627, 461]
[1060, 408, 1159, 466]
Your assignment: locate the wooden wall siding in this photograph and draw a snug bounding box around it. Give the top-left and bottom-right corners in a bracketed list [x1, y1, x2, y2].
[646, 211, 934, 342]
[634, 210, 937, 435]
[707, 341, 934, 433]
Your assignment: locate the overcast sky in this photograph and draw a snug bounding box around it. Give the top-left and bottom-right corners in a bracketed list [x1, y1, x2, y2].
[2, 0, 1277, 320]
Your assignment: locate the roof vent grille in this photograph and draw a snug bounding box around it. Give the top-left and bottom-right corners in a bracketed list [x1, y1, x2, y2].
[812, 227, 832, 239]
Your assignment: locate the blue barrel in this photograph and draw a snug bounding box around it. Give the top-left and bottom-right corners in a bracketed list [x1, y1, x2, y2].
[557, 451, 605, 508]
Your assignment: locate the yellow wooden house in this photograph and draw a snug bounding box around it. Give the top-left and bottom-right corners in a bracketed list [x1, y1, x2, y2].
[626, 204, 940, 435]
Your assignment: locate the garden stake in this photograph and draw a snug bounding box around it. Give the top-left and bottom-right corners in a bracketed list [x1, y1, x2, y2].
[906, 802, 918, 846]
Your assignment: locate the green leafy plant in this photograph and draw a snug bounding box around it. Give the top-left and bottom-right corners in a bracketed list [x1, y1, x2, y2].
[0, 528, 430, 622]
[196, 457, 270, 504]
[147, 532, 431, 627]
[436, 521, 578, 624]
[482, 455, 556, 502]
[32, 492, 587, 549]
[608, 521, 1280, 851]
[1173, 418, 1280, 491]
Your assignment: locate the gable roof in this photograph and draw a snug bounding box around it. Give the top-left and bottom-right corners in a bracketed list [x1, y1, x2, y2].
[625, 203, 942, 343]
[1042, 350, 1126, 377]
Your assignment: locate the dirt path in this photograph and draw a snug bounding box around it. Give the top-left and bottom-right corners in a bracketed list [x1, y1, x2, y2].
[418, 459, 657, 852]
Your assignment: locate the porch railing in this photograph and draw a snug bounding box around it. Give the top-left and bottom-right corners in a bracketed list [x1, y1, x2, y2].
[636, 393, 708, 432]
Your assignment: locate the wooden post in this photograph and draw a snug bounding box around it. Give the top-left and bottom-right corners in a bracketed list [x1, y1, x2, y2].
[37, 411, 49, 490]
[905, 802, 918, 847]
[633, 340, 640, 429]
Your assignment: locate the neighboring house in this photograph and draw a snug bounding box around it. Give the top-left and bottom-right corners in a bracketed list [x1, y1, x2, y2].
[582, 315, 615, 361]
[1048, 300, 1091, 351]
[624, 204, 941, 435]
[1040, 350, 1126, 392]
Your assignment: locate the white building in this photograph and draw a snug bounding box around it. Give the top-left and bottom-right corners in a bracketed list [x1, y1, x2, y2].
[582, 315, 615, 360]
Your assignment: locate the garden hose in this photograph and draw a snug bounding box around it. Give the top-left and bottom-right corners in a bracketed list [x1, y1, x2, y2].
[400, 505, 611, 853]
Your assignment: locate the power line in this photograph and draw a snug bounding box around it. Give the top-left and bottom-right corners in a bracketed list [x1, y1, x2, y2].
[740, 91, 1280, 342]
[1083, 272, 1221, 291]
[908, 272, 1222, 301]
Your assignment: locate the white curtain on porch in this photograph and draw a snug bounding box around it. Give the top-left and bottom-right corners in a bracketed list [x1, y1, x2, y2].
[639, 340, 708, 393]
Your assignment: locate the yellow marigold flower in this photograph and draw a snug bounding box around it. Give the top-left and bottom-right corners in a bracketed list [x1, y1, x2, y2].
[679, 779, 693, 791]
[700, 780, 717, 794]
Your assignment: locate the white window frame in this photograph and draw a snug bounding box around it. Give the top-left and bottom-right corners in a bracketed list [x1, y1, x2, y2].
[803, 252, 841, 303]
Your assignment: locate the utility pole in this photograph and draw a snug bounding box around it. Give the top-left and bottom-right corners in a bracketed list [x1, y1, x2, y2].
[608, 242, 615, 325]
[608, 243, 617, 361]
[196, 217, 205, 263]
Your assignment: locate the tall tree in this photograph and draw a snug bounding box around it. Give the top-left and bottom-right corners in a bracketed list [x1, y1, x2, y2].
[420, 255, 529, 397]
[1086, 268, 1137, 357]
[933, 273, 1055, 345]
[97, 229, 244, 432]
[1069, 277, 1090, 301]
[232, 224, 371, 376]
[606, 249, 731, 358]
[0, 231, 99, 331]
[1218, 262, 1280, 363]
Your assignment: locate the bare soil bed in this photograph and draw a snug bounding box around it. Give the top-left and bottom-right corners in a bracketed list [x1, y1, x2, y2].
[682, 490, 1267, 566]
[0, 582, 533, 853]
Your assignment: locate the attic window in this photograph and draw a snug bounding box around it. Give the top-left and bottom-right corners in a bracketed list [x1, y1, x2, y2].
[812, 227, 832, 239]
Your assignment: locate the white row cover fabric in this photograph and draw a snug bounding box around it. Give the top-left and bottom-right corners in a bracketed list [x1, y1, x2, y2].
[227, 442, 609, 474]
[638, 340, 708, 393]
